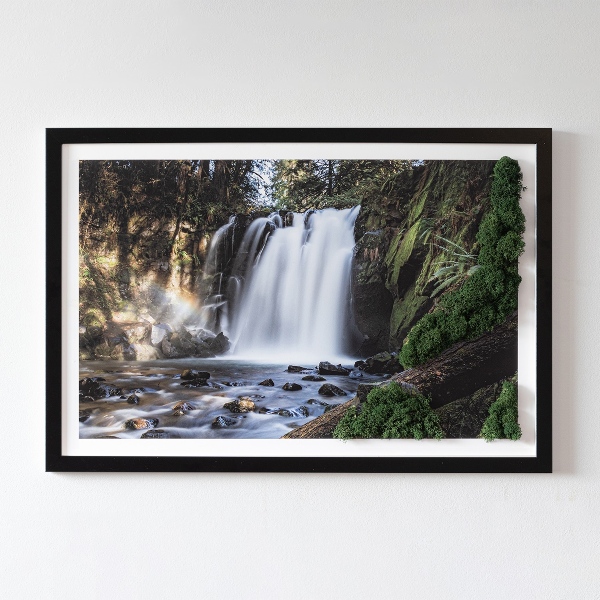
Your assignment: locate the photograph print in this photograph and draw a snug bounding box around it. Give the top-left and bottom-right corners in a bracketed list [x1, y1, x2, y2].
[77, 155, 526, 443]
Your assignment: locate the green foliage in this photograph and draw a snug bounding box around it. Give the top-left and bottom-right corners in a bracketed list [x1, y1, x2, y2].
[333, 383, 444, 440]
[480, 378, 521, 441]
[428, 235, 480, 297]
[399, 157, 525, 368]
[271, 159, 414, 211]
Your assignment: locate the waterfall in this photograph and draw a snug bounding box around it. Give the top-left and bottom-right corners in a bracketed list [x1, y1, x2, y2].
[200, 206, 361, 362]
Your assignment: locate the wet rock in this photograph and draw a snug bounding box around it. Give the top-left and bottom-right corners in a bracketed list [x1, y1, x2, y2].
[258, 407, 279, 414]
[212, 415, 239, 428]
[181, 369, 211, 380]
[318, 383, 348, 397]
[287, 365, 312, 373]
[277, 406, 309, 418]
[78, 377, 104, 396]
[79, 410, 92, 423]
[131, 344, 161, 360]
[306, 398, 341, 412]
[140, 429, 179, 440]
[173, 401, 194, 415]
[194, 344, 217, 358]
[180, 369, 210, 385]
[354, 360, 366, 369]
[180, 379, 210, 388]
[161, 336, 184, 358]
[79, 378, 122, 399]
[282, 382, 302, 391]
[169, 333, 196, 356]
[151, 323, 172, 346]
[349, 370, 363, 379]
[224, 398, 256, 413]
[126, 394, 140, 405]
[361, 351, 400, 375]
[223, 381, 245, 387]
[125, 418, 159, 430]
[258, 378, 274, 386]
[238, 396, 260, 406]
[141, 429, 173, 439]
[318, 362, 350, 376]
[122, 322, 150, 344]
[206, 332, 230, 355]
[302, 375, 326, 382]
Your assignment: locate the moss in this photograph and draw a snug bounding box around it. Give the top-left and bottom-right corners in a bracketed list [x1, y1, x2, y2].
[385, 220, 421, 292]
[480, 376, 521, 441]
[399, 157, 525, 368]
[389, 286, 432, 348]
[81, 309, 106, 328]
[334, 382, 443, 440]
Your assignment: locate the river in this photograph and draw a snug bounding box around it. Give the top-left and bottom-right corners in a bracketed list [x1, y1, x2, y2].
[79, 358, 385, 439]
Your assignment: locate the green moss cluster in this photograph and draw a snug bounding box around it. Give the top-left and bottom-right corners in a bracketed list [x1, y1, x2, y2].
[333, 383, 443, 440]
[480, 378, 521, 441]
[399, 157, 525, 368]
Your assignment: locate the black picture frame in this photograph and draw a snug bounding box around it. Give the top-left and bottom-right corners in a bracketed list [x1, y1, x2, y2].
[46, 128, 552, 473]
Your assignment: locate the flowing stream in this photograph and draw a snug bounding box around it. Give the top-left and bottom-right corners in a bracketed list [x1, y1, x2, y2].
[79, 358, 383, 439]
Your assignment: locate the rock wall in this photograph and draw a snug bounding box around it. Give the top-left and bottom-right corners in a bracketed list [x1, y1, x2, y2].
[351, 160, 495, 354]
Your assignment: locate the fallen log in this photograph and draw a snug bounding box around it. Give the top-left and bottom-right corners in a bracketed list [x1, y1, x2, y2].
[391, 311, 518, 408]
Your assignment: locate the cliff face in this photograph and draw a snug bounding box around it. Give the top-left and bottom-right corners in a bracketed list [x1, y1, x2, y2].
[351, 160, 495, 355]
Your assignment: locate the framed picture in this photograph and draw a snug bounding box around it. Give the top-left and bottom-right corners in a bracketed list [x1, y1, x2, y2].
[46, 128, 552, 472]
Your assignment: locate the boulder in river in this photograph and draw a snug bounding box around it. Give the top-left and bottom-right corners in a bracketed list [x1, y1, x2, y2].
[282, 382, 302, 391]
[173, 401, 194, 415]
[212, 415, 240, 428]
[161, 336, 184, 358]
[126, 394, 140, 405]
[224, 398, 256, 413]
[278, 406, 309, 418]
[287, 365, 312, 373]
[125, 418, 159, 430]
[258, 378, 274, 386]
[79, 377, 122, 399]
[360, 351, 400, 375]
[181, 369, 211, 380]
[302, 375, 326, 381]
[141, 429, 175, 439]
[206, 332, 230, 355]
[318, 362, 350, 376]
[318, 383, 348, 397]
[79, 409, 93, 423]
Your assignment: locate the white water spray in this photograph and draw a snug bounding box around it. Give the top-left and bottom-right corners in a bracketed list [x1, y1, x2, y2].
[226, 206, 360, 362]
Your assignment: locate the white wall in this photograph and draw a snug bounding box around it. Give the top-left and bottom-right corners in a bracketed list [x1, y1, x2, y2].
[0, 1, 595, 598]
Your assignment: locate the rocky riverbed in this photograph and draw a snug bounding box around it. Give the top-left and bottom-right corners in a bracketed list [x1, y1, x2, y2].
[79, 359, 387, 439]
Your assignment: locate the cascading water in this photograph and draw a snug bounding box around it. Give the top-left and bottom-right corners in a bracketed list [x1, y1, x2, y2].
[198, 206, 361, 362]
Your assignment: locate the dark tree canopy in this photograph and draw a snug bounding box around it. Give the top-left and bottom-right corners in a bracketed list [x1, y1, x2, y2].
[271, 159, 416, 211]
